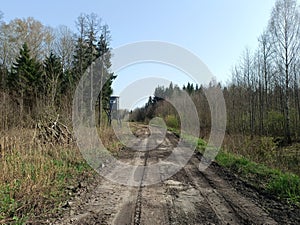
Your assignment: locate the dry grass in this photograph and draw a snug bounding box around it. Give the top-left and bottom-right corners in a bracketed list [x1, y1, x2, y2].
[0, 123, 124, 224]
[0, 128, 92, 224]
[98, 125, 124, 155]
[222, 134, 300, 176]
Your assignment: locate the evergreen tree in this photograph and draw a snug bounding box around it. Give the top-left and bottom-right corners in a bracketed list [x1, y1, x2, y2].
[186, 82, 194, 95]
[72, 37, 89, 84]
[96, 31, 116, 125]
[8, 43, 42, 115]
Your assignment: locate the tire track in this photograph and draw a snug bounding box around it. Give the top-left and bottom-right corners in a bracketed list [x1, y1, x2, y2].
[52, 124, 294, 225]
[178, 153, 278, 225]
[133, 129, 171, 225]
[133, 148, 149, 225]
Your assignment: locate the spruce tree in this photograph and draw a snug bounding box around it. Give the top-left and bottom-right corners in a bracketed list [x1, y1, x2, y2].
[96, 32, 116, 125]
[9, 43, 42, 115]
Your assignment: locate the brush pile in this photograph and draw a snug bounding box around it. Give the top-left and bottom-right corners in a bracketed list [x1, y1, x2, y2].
[36, 114, 73, 145]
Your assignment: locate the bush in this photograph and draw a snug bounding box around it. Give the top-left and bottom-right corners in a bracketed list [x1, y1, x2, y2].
[165, 115, 179, 129]
[264, 110, 285, 135]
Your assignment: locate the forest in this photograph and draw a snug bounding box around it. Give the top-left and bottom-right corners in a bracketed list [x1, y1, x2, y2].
[0, 13, 115, 130]
[131, 0, 300, 144]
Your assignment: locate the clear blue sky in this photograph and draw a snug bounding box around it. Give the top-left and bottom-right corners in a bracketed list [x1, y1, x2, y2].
[1, 0, 278, 108]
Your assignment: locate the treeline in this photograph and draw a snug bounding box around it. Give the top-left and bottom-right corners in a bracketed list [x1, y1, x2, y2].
[129, 82, 211, 133]
[0, 13, 115, 129]
[227, 0, 300, 143]
[131, 0, 300, 144]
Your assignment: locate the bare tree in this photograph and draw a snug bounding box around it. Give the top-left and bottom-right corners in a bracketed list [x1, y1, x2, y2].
[0, 17, 54, 68]
[269, 0, 300, 143]
[289, 55, 300, 136]
[44, 52, 63, 107]
[53, 25, 75, 72]
[258, 30, 274, 134]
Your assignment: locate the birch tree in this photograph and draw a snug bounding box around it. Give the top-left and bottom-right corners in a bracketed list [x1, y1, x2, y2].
[269, 0, 300, 143]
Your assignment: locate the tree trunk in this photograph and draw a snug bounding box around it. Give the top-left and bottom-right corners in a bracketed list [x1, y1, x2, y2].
[285, 62, 292, 143]
[98, 60, 103, 127]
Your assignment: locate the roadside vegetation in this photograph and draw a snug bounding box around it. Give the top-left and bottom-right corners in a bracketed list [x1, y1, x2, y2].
[0, 12, 119, 223]
[0, 125, 121, 224]
[199, 138, 300, 205]
[215, 150, 300, 204]
[0, 131, 91, 224]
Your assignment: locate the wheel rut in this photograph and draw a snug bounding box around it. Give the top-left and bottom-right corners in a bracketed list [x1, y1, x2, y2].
[52, 125, 296, 225]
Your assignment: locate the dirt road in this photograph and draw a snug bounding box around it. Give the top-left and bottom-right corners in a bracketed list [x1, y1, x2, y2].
[52, 125, 299, 225]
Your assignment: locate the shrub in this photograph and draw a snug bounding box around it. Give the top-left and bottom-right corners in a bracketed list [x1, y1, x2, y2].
[165, 115, 179, 129]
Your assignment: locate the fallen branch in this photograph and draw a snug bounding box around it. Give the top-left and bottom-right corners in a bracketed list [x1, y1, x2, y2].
[36, 114, 73, 145]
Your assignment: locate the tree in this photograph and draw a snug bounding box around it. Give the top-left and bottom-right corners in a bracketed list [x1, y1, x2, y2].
[73, 15, 89, 83]
[72, 14, 116, 126]
[0, 12, 6, 91]
[242, 48, 256, 136]
[53, 25, 75, 73]
[73, 13, 103, 84]
[44, 52, 63, 107]
[2, 17, 54, 66]
[257, 30, 274, 135]
[8, 43, 42, 117]
[186, 82, 194, 95]
[96, 26, 116, 126]
[269, 0, 300, 143]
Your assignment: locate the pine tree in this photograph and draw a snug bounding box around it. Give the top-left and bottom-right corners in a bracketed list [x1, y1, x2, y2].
[8, 43, 42, 115]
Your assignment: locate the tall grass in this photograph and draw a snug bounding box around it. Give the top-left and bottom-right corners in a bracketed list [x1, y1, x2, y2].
[215, 151, 300, 204]
[0, 129, 91, 224]
[222, 135, 300, 176]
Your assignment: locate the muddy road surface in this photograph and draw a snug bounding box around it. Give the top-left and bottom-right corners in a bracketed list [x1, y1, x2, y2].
[53, 125, 299, 225]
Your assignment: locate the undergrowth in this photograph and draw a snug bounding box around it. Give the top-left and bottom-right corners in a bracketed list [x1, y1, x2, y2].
[0, 126, 121, 224]
[0, 141, 91, 224]
[215, 150, 300, 204]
